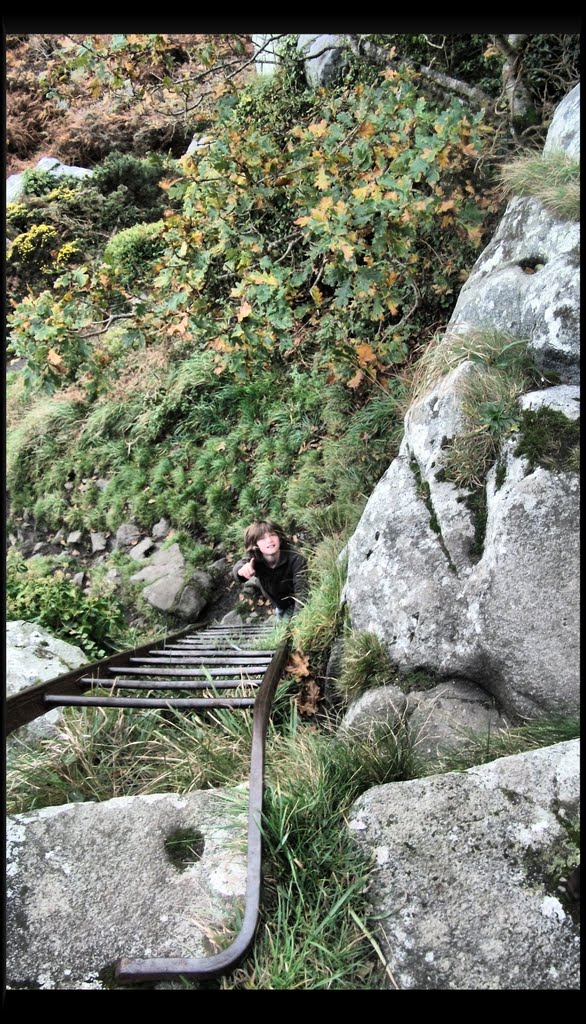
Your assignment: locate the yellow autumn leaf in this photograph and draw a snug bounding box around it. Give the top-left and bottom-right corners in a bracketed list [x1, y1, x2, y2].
[355, 342, 377, 365]
[294, 215, 312, 228]
[250, 273, 279, 286]
[47, 349, 64, 369]
[437, 199, 456, 213]
[386, 270, 398, 287]
[237, 300, 252, 321]
[310, 286, 323, 306]
[317, 196, 333, 211]
[347, 369, 364, 389]
[352, 185, 371, 201]
[358, 121, 376, 138]
[308, 119, 328, 138]
[339, 242, 354, 260]
[387, 299, 399, 315]
[315, 166, 329, 191]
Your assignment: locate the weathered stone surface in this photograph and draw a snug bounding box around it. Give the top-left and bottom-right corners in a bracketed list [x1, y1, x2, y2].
[348, 740, 580, 990]
[6, 788, 247, 990]
[128, 536, 154, 561]
[142, 574, 184, 613]
[343, 452, 474, 678]
[519, 384, 580, 418]
[151, 517, 171, 540]
[130, 542, 185, 584]
[450, 196, 580, 384]
[340, 686, 408, 738]
[114, 522, 141, 549]
[66, 530, 83, 545]
[402, 360, 478, 573]
[90, 531, 107, 554]
[406, 680, 510, 762]
[462, 443, 580, 718]
[176, 571, 212, 621]
[6, 621, 88, 745]
[544, 82, 580, 160]
[297, 34, 352, 87]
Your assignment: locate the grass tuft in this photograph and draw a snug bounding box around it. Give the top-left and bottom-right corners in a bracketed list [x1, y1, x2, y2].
[499, 150, 580, 221]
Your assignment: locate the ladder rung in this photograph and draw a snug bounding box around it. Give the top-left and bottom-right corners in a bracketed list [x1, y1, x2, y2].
[83, 678, 261, 690]
[133, 656, 272, 665]
[108, 666, 266, 677]
[152, 647, 275, 656]
[44, 695, 256, 709]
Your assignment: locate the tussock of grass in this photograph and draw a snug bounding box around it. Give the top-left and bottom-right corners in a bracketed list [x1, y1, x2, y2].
[409, 326, 532, 406]
[336, 630, 395, 702]
[499, 150, 580, 221]
[420, 715, 580, 777]
[290, 535, 350, 660]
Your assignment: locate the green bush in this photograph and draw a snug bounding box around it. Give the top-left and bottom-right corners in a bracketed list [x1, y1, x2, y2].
[6, 554, 127, 659]
[103, 220, 165, 288]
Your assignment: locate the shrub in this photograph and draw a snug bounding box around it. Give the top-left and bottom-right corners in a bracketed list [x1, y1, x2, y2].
[6, 554, 127, 659]
[103, 220, 165, 288]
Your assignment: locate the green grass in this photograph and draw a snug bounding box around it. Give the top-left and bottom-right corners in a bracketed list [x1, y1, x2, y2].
[419, 715, 581, 777]
[335, 630, 396, 702]
[499, 150, 580, 221]
[514, 406, 580, 475]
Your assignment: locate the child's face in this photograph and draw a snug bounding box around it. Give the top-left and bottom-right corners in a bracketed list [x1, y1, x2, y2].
[256, 532, 281, 558]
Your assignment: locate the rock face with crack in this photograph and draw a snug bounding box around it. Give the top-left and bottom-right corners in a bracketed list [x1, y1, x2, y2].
[343, 84, 580, 721]
[348, 740, 580, 990]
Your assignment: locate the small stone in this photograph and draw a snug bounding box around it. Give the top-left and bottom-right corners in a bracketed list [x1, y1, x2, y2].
[67, 531, 83, 545]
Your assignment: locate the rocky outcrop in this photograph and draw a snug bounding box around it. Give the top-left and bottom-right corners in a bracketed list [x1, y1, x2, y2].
[7, 155, 93, 205]
[6, 621, 88, 746]
[348, 739, 580, 989]
[343, 84, 580, 721]
[341, 679, 510, 765]
[130, 542, 212, 620]
[6, 788, 247, 990]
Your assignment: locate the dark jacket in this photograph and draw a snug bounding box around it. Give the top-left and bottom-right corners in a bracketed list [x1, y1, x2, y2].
[232, 547, 308, 615]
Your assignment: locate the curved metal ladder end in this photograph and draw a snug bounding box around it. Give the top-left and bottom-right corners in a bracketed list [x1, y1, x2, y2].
[114, 637, 290, 985]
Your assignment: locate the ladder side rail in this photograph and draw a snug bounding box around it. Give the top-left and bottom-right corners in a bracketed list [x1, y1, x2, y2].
[115, 636, 291, 983]
[6, 622, 204, 735]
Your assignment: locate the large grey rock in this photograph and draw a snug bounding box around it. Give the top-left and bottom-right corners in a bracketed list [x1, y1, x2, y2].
[344, 411, 580, 720]
[343, 452, 474, 679]
[340, 686, 408, 738]
[406, 680, 510, 762]
[128, 536, 154, 561]
[114, 522, 141, 549]
[348, 740, 580, 990]
[130, 542, 185, 584]
[90, 532, 108, 554]
[462, 442, 580, 718]
[450, 196, 580, 384]
[544, 82, 580, 160]
[519, 384, 580, 418]
[6, 788, 247, 990]
[6, 621, 88, 746]
[141, 574, 184, 613]
[297, 34, 352, 87]
[176, 571, 212, 621]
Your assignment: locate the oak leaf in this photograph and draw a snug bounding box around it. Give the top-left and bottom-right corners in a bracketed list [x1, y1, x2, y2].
[286, 651, 310, 677]
[237, 300, 253, 321]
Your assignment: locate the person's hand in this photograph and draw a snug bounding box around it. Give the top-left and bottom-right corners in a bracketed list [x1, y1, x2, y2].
[238, 558, 256, 580]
